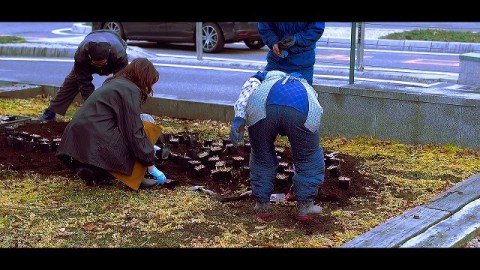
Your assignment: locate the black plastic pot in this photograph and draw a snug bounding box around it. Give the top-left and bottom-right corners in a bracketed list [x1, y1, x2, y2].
[169, 137, 179, 148]
[225, 143, 236, 155]
[13, 137, 25, 150]
[338, 176, 351, 189]
[327, 165, 341, 178]
[243, 143, 251, 153]
[211, 167, 232, 181]
[277, 162, 289, 173]
[232, 156, 244, 168]
[25, 140, 38, 152]
[6, 135, 14, 147]
[188, 160, 202, 170]
[210, 146, 222, 156]
[4, 126, 15, 136]
[197, 151, 210, 163]
[203, 139, 213, 147]
[193, 164, 209, 177]
[39, 142, 51, 153]
[275, 147, 285, 157]
[29, 134, 42, 142]
[207, 156, 220, 169]
[241, 165, 250, 177]
[222, 138, 231, 147]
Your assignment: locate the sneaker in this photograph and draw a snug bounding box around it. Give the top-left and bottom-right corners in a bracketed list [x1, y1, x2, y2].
[35, 109, 56, 121]
[295, 201, 322, 221]
[139, 177, 159, 189]
[254, 201, 270, 219]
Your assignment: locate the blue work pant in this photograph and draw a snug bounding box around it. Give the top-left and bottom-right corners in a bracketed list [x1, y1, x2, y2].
[247, 105, 325, 202]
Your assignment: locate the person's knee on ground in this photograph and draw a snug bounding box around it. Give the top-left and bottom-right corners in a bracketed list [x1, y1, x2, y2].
[76, 163, 110, 187]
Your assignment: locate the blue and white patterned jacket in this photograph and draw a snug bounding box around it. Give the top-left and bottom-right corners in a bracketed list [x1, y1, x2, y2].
[233, 70, 323, 132]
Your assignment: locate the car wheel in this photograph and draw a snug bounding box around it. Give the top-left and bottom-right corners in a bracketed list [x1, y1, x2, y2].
[102, 22, 125, 40]
[201, 22, 225, 53]
[244, 39, 265, 50]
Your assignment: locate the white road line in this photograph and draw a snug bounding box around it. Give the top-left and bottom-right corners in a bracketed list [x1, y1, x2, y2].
[51, 28, 75, 35]
[0, 57, 74, 62]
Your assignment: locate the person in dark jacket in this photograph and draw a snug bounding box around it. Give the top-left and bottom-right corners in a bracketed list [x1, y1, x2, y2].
[258, 22, 325, 85]
[36, 29, 129, 121]
[56, 58, 165, 189]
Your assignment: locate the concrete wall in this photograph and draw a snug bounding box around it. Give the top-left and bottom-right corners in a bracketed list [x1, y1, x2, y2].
[2, 81, 479, 150]
[458, 53, 480, 86]
[315, 82, 480, 149]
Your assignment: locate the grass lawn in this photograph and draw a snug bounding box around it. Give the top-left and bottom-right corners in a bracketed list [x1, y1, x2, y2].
[0, 96, 479, 248]
[382, 29, 480, 43]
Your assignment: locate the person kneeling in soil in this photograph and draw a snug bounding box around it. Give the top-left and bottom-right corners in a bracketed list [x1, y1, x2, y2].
[56, 58, 167, 190]
[229, 70, 325, 221]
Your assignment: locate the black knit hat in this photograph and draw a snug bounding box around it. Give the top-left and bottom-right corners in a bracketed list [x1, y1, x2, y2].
[86, 41, 111, 61]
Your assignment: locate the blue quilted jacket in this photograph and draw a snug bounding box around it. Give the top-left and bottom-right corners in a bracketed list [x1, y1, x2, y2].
[258, 22, 325, 71]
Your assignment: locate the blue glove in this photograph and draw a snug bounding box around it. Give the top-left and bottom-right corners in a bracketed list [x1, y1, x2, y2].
[229, 117, 246, 146]
[251, 71, 266, 82]
[148, 166, 166, 184]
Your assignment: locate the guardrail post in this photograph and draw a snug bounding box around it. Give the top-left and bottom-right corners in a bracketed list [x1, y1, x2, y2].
[196, 22, 203, 60]
[356, 22, 365, 71]
[349, 22, 357, 84]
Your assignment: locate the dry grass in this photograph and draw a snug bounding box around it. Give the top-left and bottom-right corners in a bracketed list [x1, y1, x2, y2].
[1, 96, 479, 248]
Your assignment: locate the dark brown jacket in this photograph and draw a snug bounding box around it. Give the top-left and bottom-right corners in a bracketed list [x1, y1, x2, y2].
[56, 77, 155, 175]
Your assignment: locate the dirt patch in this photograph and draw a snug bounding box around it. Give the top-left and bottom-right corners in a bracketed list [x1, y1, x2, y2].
[0, 120, 379, 207]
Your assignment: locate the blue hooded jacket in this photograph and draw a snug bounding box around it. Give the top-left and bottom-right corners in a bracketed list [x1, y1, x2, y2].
[258, 22, 325, 72]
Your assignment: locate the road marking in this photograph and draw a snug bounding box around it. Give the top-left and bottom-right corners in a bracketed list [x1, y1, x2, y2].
[404, 59, 459, 67]
[0, 57, 74, 62]
[317, 54, 372, 61]
[51, 28, 75, 35]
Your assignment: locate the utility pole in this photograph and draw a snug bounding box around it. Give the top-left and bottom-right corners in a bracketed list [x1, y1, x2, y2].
[349, 22, 357, 84]
[356, 22, 365, 71]
[196, 22, 203, 60]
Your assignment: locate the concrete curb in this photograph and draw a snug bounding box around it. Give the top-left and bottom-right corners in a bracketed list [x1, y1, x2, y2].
[0, 43, 157, 61]
[319, 37, 480, 54]
[341, 173, 480, 248]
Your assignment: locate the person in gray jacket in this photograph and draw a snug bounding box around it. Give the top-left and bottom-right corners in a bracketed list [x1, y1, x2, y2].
[36, 29, 128, 121]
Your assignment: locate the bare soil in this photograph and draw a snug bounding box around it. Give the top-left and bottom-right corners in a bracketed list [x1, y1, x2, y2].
[0, 120, 378, 206]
